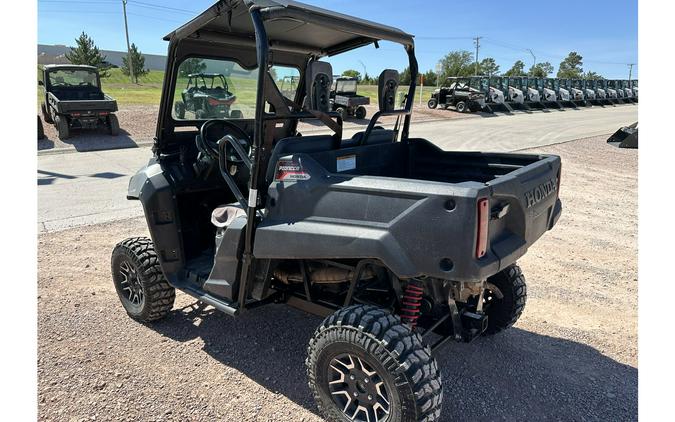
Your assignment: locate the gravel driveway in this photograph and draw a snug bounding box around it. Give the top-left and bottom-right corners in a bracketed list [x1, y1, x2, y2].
[38, 135, 637, 421]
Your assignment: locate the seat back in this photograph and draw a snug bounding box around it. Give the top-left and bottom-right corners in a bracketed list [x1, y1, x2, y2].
[378, 69, 400, 112]
[305, 61, 333, 113]
[265, 135, 335, 183]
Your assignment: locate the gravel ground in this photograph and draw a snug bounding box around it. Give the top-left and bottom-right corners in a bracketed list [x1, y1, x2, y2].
[37, 134, 637, 421]
[38, 103, 476, 153]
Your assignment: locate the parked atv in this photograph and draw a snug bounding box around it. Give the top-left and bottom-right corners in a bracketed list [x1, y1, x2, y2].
[427, 77, 485, 112]
[330, 76, 370, 119]
[39, 64, 119, 140]
[111, 1, 562, 420]
[174, 73, 237, 119]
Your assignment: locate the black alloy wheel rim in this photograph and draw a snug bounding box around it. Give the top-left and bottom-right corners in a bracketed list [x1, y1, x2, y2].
[118, 259, 144, 308]
[327, 353, 391, 421]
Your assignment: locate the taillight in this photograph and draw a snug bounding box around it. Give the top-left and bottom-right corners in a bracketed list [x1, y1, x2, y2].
[476, 198, 489, 258]
[208, 98, 222, 106]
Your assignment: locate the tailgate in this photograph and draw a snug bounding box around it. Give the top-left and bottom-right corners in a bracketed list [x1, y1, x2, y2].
[485, 154, 562, 266]
[55, 98, 118, 114]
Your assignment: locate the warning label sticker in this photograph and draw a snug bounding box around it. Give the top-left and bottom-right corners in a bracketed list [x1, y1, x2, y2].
[336, 154, 356, 172]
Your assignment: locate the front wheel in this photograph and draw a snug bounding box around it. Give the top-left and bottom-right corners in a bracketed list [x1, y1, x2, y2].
[307, 305, 443, 422]
[111, 237, 175, 322]
[38, 116, 45, 140]
[41, 102, 53, 124]
[335, 106, 347, 121]
[427, 98, 438, 109]
[483, 264, 527, 335]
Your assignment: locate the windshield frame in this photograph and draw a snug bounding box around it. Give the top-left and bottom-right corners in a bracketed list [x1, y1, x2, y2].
[46, 68, 100, 90]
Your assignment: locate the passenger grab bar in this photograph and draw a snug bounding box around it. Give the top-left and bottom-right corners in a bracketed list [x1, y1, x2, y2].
[218, 135, 249, 210]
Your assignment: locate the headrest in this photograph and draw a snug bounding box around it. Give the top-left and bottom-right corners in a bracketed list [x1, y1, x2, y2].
[305, 61, 333, 113]
[378, 69, 399, 112]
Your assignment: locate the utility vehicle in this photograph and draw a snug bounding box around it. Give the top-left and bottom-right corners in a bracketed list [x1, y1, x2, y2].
[174, 73, 238, 119]
[527, 77, 560, 109]
[468, 76, 512, 112]
[330, 76, 370, 119]
[502, 76, 528, 109]
[427, 77, 485, 112]
[510, 77, 545, 109]
[569, 79, 591, 106]
[631, 79, 638, 102]
[620, 80, 636, 103]
[607, 80, 626, 103]
[39, 64, 119, 140]
[110, 1, 562, 421]
[545, 78, 576, 107]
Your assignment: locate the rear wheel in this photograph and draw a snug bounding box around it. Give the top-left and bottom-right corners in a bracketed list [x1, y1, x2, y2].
[307, 305, 442, 422]
[483, 264, 527, 335]
[355, 105, 367, 120]
[38, 116, 45, 140]
[427, 98, 438, 109]
[54, 115, 69, 140]
[455, 101, 467, 113]
[108, 114, 119, 136]
[111, 237, 175, 322]
[41, 102, 53, 124]
[195, 109, 206, 120]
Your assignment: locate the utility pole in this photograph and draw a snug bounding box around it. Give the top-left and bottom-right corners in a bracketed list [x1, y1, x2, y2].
[122, 0, 135, 83]
[527, 49, 536, 68]
[627, 63, 635, 82]
[473, 36, 482, 76]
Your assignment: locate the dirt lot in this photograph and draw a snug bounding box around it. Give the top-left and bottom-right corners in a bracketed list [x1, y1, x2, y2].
[38, 103, 475, 153]
[37, 135, 637, 421]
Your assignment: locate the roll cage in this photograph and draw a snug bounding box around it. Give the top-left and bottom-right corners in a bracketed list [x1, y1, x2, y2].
[154, 0, 418, 310]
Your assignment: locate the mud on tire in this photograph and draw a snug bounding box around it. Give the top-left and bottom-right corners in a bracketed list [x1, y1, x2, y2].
[307, 304, 442, 422]
[111, 237, 175, 322]
[484, 264, 527, 335]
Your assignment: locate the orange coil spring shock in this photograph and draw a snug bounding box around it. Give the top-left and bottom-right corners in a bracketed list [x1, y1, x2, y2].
[400, 282, 424, 328]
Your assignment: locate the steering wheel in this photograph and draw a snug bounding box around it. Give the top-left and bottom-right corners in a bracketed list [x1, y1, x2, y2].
[198, 119, 252, 163]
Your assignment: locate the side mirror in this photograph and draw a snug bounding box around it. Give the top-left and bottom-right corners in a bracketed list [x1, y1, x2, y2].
[38, 80, 44, 86]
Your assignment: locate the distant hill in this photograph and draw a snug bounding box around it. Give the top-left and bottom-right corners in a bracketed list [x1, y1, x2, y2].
[37, 44, 167, 71]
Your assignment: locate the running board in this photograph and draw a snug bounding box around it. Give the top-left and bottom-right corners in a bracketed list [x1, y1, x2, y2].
[177, 284, 240, 316]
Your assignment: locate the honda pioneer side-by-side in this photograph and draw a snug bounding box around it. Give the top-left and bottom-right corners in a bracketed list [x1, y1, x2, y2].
[330, 76, 370, 120]
[427, 77, 485, 113]
[40, 64, 119, 140]
[110, 1, 562, 421]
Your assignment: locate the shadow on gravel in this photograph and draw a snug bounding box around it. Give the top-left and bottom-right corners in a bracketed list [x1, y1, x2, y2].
[38, 128, 139, 152]
[151, 303, 637, 421]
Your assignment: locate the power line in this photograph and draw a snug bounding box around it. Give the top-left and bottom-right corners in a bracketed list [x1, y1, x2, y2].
[473, 36, 482, 76]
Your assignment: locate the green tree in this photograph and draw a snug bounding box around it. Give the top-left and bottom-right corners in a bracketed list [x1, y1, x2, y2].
[179, 58, 207, 77]
[528, 62, 554, 78]
[503, 60, 526, 77]
[341, 69, 361, 81]
[121, 43, 149, 83]
[438, 50, 474, 79]
[400, 66, 412, 85]
[422, 69, 437, 86]
[64, 31, 110, 77]
[557, 52, 584, 79]
[583, 71, 603, 80]
[478, 57, 500, 76]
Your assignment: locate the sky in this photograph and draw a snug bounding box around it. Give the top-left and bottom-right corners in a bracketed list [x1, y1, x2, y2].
[38, 0, 638, 79]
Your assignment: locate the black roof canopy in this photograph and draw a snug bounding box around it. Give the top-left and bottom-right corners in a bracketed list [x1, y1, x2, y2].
[164, 0, 414, 57]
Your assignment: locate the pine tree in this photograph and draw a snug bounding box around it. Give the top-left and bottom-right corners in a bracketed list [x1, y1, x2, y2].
[121, 43, 149, 83]
[65, 32, 110, 77]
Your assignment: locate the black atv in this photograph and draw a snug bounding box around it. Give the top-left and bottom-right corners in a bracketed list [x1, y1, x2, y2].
[173, 73, 238, 119]
[427, 77, 486, 112]
[111, 1, 562, 420]
[39, 64, 119, 140]
[330, 76, 370, 120]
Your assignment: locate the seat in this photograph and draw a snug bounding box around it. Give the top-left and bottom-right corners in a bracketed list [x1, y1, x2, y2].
[211, 203, 246, 228]
[343, 128, 396, 148]
[265, 134, 335, 183]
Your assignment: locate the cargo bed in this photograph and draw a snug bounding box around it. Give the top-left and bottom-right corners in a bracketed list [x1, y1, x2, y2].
[255, 138, 562, 283]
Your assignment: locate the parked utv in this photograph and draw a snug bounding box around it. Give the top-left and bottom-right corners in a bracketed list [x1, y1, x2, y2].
[111, 1, 562, 421]
[174, 73, 238, 119]
[545, 78, 576, 107]
[330, 76, 370, 119]
[427, 77, 485, 112]
[40, 64, 119, 140]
